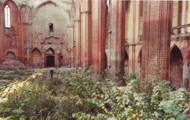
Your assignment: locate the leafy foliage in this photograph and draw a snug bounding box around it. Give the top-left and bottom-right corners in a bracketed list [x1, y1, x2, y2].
[0, 70, 189, 120]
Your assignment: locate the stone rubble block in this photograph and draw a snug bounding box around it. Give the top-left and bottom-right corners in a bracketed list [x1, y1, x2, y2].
[0, 59, 25, 70]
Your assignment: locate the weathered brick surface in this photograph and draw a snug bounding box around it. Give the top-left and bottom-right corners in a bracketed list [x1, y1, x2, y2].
[0, 58, 25, 70]
[142, 1, 172, 81]
[0, 0, 190, 88]
[0, 0, 73, 69]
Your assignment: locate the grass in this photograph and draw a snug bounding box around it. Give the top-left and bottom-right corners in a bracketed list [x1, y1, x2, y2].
[0, 70, 33, 89]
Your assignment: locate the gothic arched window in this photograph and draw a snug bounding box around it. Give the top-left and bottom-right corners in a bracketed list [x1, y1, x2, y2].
[106, 0, 110, 9]
[4, 5, 11, 28]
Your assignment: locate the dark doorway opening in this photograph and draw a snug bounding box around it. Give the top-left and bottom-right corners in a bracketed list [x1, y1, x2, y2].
[124, 51, 129, 75]
[49, 23, 54, 33]
[46, 56, 55, 67]
[170, 46, 183, 88]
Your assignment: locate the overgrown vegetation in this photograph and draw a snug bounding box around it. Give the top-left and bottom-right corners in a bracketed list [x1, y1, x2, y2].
[0, 70, 189, 120]
[0, 70, 33, 81]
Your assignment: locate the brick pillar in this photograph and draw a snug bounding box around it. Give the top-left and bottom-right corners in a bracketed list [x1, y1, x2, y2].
[183, 62, 189, 88]
[108, 0, 126, 85]
[20, 24, 28, 63]
[183, 52, 190, 88]
[74, 4, 81, 67]
[142, 1, 172, 81]
[55, 52, 59, 67]
[91, 0, 106, 76]
[42, 51, 45, 68]
[80, 0, 91, 69]
[0, 4, 3, 63]
[67, 25, 74, 67]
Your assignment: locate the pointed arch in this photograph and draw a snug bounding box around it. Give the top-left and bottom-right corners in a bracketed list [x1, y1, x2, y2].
[4, 5, 11, 28]
[46, 48, 55, 55]
[170, 45, 183, 60]
[3, 0, 19, 28]
[170, 45, 183, 88]
[36, 1, 57, 10]
[31, 48, 42, 68]
[31, 48, 41, 55]
[6, 51, 16, 60]
[46, 48, 55, 67]
[3, 0, 18, 8]
[20, 5, 32, 24]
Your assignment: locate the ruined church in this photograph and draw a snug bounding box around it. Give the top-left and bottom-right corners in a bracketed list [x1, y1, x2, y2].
[0, 0, 189, 88]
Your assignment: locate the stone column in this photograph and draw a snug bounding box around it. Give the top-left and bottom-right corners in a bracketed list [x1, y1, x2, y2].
[74, 4, 81, 67]
[91, 0, 106, 76]
[108, 0, 126, 85]
[126, 1, 141, 74]
[55, 52, 58, 67]
[172, 1, 179, 27]
[0, 6, 2, 63]
[0, 4, 5, 63]
[142, 1, 172, 81]
[80, 0, 91, 69]
[67, 25, 74, 67]
[42, 51, 45, 68]
[183, 60, 190, 88]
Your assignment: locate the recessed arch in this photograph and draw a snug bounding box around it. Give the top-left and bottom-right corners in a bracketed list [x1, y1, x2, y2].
[4, 5, 11, 28]
[3, 0, 19, 29]
[46, 48, 55, 55]
[36, 1, 57, 10]
[32, 1, 71, 40]
[6, 51, 16, 60]
[46, 48, 55, 67]
[2, 0, 18, 8]
[31, 48, 42, 68]
[31, 48, 41, 54]
[20, 5, 32, 24]
[170, 45, 183, 88]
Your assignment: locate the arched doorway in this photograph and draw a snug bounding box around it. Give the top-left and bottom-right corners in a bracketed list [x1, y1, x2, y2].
[6, 52, 16, 60]
[170, 46, 183, 88]
[46, 48, 55, 67]
[31, 49, 42, 68]
[124, 51, 129, 75]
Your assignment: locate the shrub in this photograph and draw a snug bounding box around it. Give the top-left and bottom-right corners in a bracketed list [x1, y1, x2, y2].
[0, 70, 189, 120]
[73, 78, 190, 120]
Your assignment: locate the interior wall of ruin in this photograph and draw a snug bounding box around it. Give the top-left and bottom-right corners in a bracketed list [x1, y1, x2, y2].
[171, 1, 190, 88]
[125, 1, 142, 76]
[0, 0, 189, 87]
[0, 0, 74, 68]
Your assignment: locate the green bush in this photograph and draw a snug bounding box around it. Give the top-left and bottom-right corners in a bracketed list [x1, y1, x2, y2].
[0, 70, 189, 120]
[73, 79, 190, 120]
[0, 73, 55, 120]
